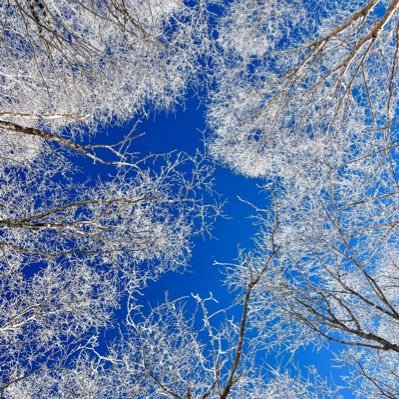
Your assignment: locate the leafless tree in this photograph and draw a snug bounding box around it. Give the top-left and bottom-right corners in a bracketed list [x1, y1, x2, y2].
[0, 248, 341, 398]
[209, 0, 399, 182]
[0, 0, 212, 139]
[0, 142, 218, 393]
[205, 3, 399, 396]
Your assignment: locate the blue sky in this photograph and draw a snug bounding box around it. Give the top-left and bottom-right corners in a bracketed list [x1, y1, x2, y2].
[74, 94, 356, 398]
[78, 96, 265, 305]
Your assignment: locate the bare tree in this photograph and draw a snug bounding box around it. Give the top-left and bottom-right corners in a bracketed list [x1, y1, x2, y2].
[0, 0, 219, 389]
[0, 273, 341, 399]
[217, 199, 399, 399]
[0, 0, 230, 395]
[6, 0, 392, 396]
[0, 0, 212, 138]
[209, 0, 399, 182]
[0, 151, 216, 273]
[0, 260, 117, 397]
[0, 143, 219, 393]
[57, 216, 337, 399]
[206, 6, 399, 397]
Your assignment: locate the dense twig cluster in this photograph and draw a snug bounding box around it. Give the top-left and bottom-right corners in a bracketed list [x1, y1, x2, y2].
[209, 1, 399, 397]
[4, 0, 399, 398]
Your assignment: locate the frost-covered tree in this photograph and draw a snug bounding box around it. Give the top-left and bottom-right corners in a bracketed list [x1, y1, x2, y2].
[0, 0, 220, 391]
[209, 0, 399, 180]
[5, 0, 393, 397]
[0, 260, 118, 395]
[0, 0, 214, 175]
[208, 6, 399, 393]
[0, 145, 218, 389]
[0, 151, 215, 276]
[89, 295, 342, 399]
[0, 0, 211, 136]
[1, 290, 342, 399]
[222, 202, 399, 399]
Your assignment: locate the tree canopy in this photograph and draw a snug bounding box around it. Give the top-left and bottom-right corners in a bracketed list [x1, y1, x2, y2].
[2, 1, 399, 398]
